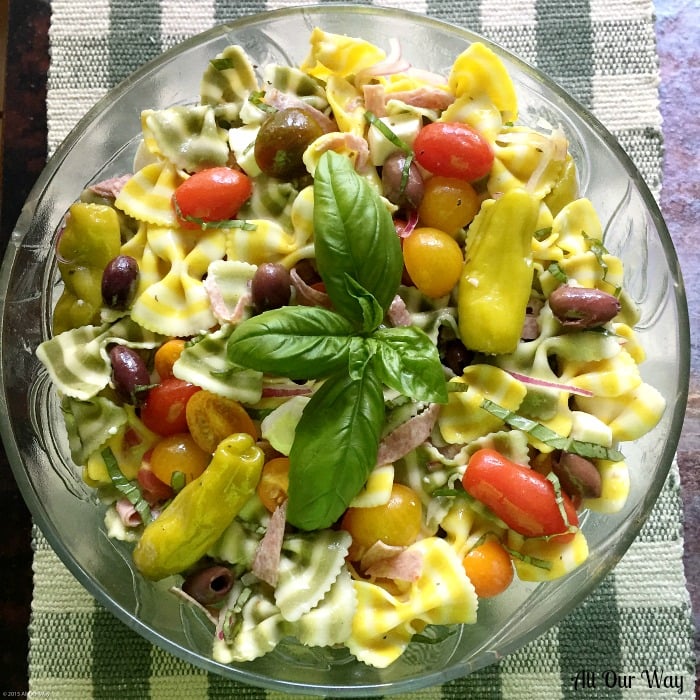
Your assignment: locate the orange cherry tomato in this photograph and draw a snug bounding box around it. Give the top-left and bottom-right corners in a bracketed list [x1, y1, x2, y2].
[150, 433, 210, 488]
[172, 167, 252, 229]
[413, 122, 494, 182]
[256, 457, 290, 513]
[402, 227, 463, 298]
[462, 538, 514, 598]
[140, 378, 201, 436]
[418, 176, 480, 236]
[462, 448, 579, 542]
[154, 338, 187, 380]
[185, 390, 259, 454]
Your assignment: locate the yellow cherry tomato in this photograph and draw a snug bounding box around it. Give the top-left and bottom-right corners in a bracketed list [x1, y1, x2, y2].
[402, 227, 464, 298]
[256, 457, 290, 512]
[418, 176, 480, 236]
[341, 483, 422, 551]
[150, 433, 210, 488]
[462, 538, 514, 598]
[185, 390, 259, 454]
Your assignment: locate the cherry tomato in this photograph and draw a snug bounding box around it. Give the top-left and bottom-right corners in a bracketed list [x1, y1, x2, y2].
[462, 448, 579, 542]
[137, 451, 174, 504]
[462, 538, 514, 598]
[254, 107, 324, 179]
[185, 390, 259, 454]
[140, 378, 201, 436]
[341, 483, 422, 551]
[172, 167, 252, 229]
[418, 176, 480, 236]
[256, 457, 290, 513]
[137, 467, 175, 504]
[154, 338, 187, 380]
[413, 122, 494, 182]
[402, 227, 463, 298]
[150, 433, 210, 487]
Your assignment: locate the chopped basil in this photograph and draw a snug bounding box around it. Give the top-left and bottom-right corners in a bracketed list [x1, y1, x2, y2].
[102, 447, 152, 524]
[170, 471, 186, 493]
[480, 399, 625, 461]
[502, 544, 553, 571]
[210, 57, 235, 71]
[548, 261, 568, 283]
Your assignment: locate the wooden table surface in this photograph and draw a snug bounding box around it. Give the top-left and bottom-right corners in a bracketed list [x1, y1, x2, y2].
[0, 0, 697, 693]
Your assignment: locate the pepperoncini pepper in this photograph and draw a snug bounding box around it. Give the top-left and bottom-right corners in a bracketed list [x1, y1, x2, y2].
[458, 188, 539, 355]
[53, 203, 122, 335]
[133, 433, 264, 581]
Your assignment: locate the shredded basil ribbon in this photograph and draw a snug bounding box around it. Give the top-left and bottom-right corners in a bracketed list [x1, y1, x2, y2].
[102, 447, 152, 524]
[478, 398, 625, 461]
[582, 231, 609, 280]
[548, 261, 568, 283]
[172, 197, 257, 231]
[363, 111, 414, 199]
[502, 544, 553, 571]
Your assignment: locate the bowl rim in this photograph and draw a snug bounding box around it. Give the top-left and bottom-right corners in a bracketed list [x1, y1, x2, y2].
[0, 4, 691, 696]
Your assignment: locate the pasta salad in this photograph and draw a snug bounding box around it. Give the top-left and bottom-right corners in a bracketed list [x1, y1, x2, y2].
[37, 28, 666, 668]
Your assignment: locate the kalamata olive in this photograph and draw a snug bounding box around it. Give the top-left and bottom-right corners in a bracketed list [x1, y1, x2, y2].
[102, 255, 139, 309]
[552, 451, 602, 499]
[441, 338, 473, 376]
[251, 262, 292, 313]
[549, 285, 621, 330]
[381, 151, 425, 209]
[254, 107, 324, 179]
[182, 565, 234, 606]
[109, 345, 150, 401]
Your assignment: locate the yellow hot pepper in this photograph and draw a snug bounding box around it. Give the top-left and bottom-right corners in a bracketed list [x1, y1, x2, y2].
[133, 433, 264, 581]
[458, 188, 539, 355]
[53, 202, 122, 334]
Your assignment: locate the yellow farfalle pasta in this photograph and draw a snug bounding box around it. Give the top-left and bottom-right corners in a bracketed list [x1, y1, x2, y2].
[448, 41, 518, 123]
[350, 465, 395, 508]
[347, 537, 478, 667]
[560, 349, 642, 398]
[441, 93, 505, 143]
[576, 382, 666, 442]
[301, 27, 386, 81]
[114, 161, 182, 227]
[226, 219, 301, 267]
[129, 224, 227, 336]
[584, 459, 630, 513]
[489, 125, 569, 198]
[439, 365, 527, 444]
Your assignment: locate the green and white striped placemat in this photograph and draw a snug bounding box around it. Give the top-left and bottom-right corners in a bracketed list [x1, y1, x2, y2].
[30, 1, 695, 697]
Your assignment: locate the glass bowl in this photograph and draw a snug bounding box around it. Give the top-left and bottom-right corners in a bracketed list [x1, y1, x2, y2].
[0, 5, 689, 696]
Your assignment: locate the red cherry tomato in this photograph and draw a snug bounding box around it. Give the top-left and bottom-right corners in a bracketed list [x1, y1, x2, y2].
[140, 378, 201, 436]
[413, 122, 494, 182]
[137, 464, 175, 504]
[462, 448, 579, 542]
[172, 167, 252, 229]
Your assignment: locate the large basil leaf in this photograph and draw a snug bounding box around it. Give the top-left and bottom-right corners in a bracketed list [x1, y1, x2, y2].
[287, 366, 385, 531]
[313, 151, 403, 329]
[370, 326, 449, 404]
[226, 306, 355, 379]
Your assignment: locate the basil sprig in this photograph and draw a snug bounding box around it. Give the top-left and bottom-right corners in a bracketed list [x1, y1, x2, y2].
[227, 151, 447, 530]
[313, 150, 404, 330]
